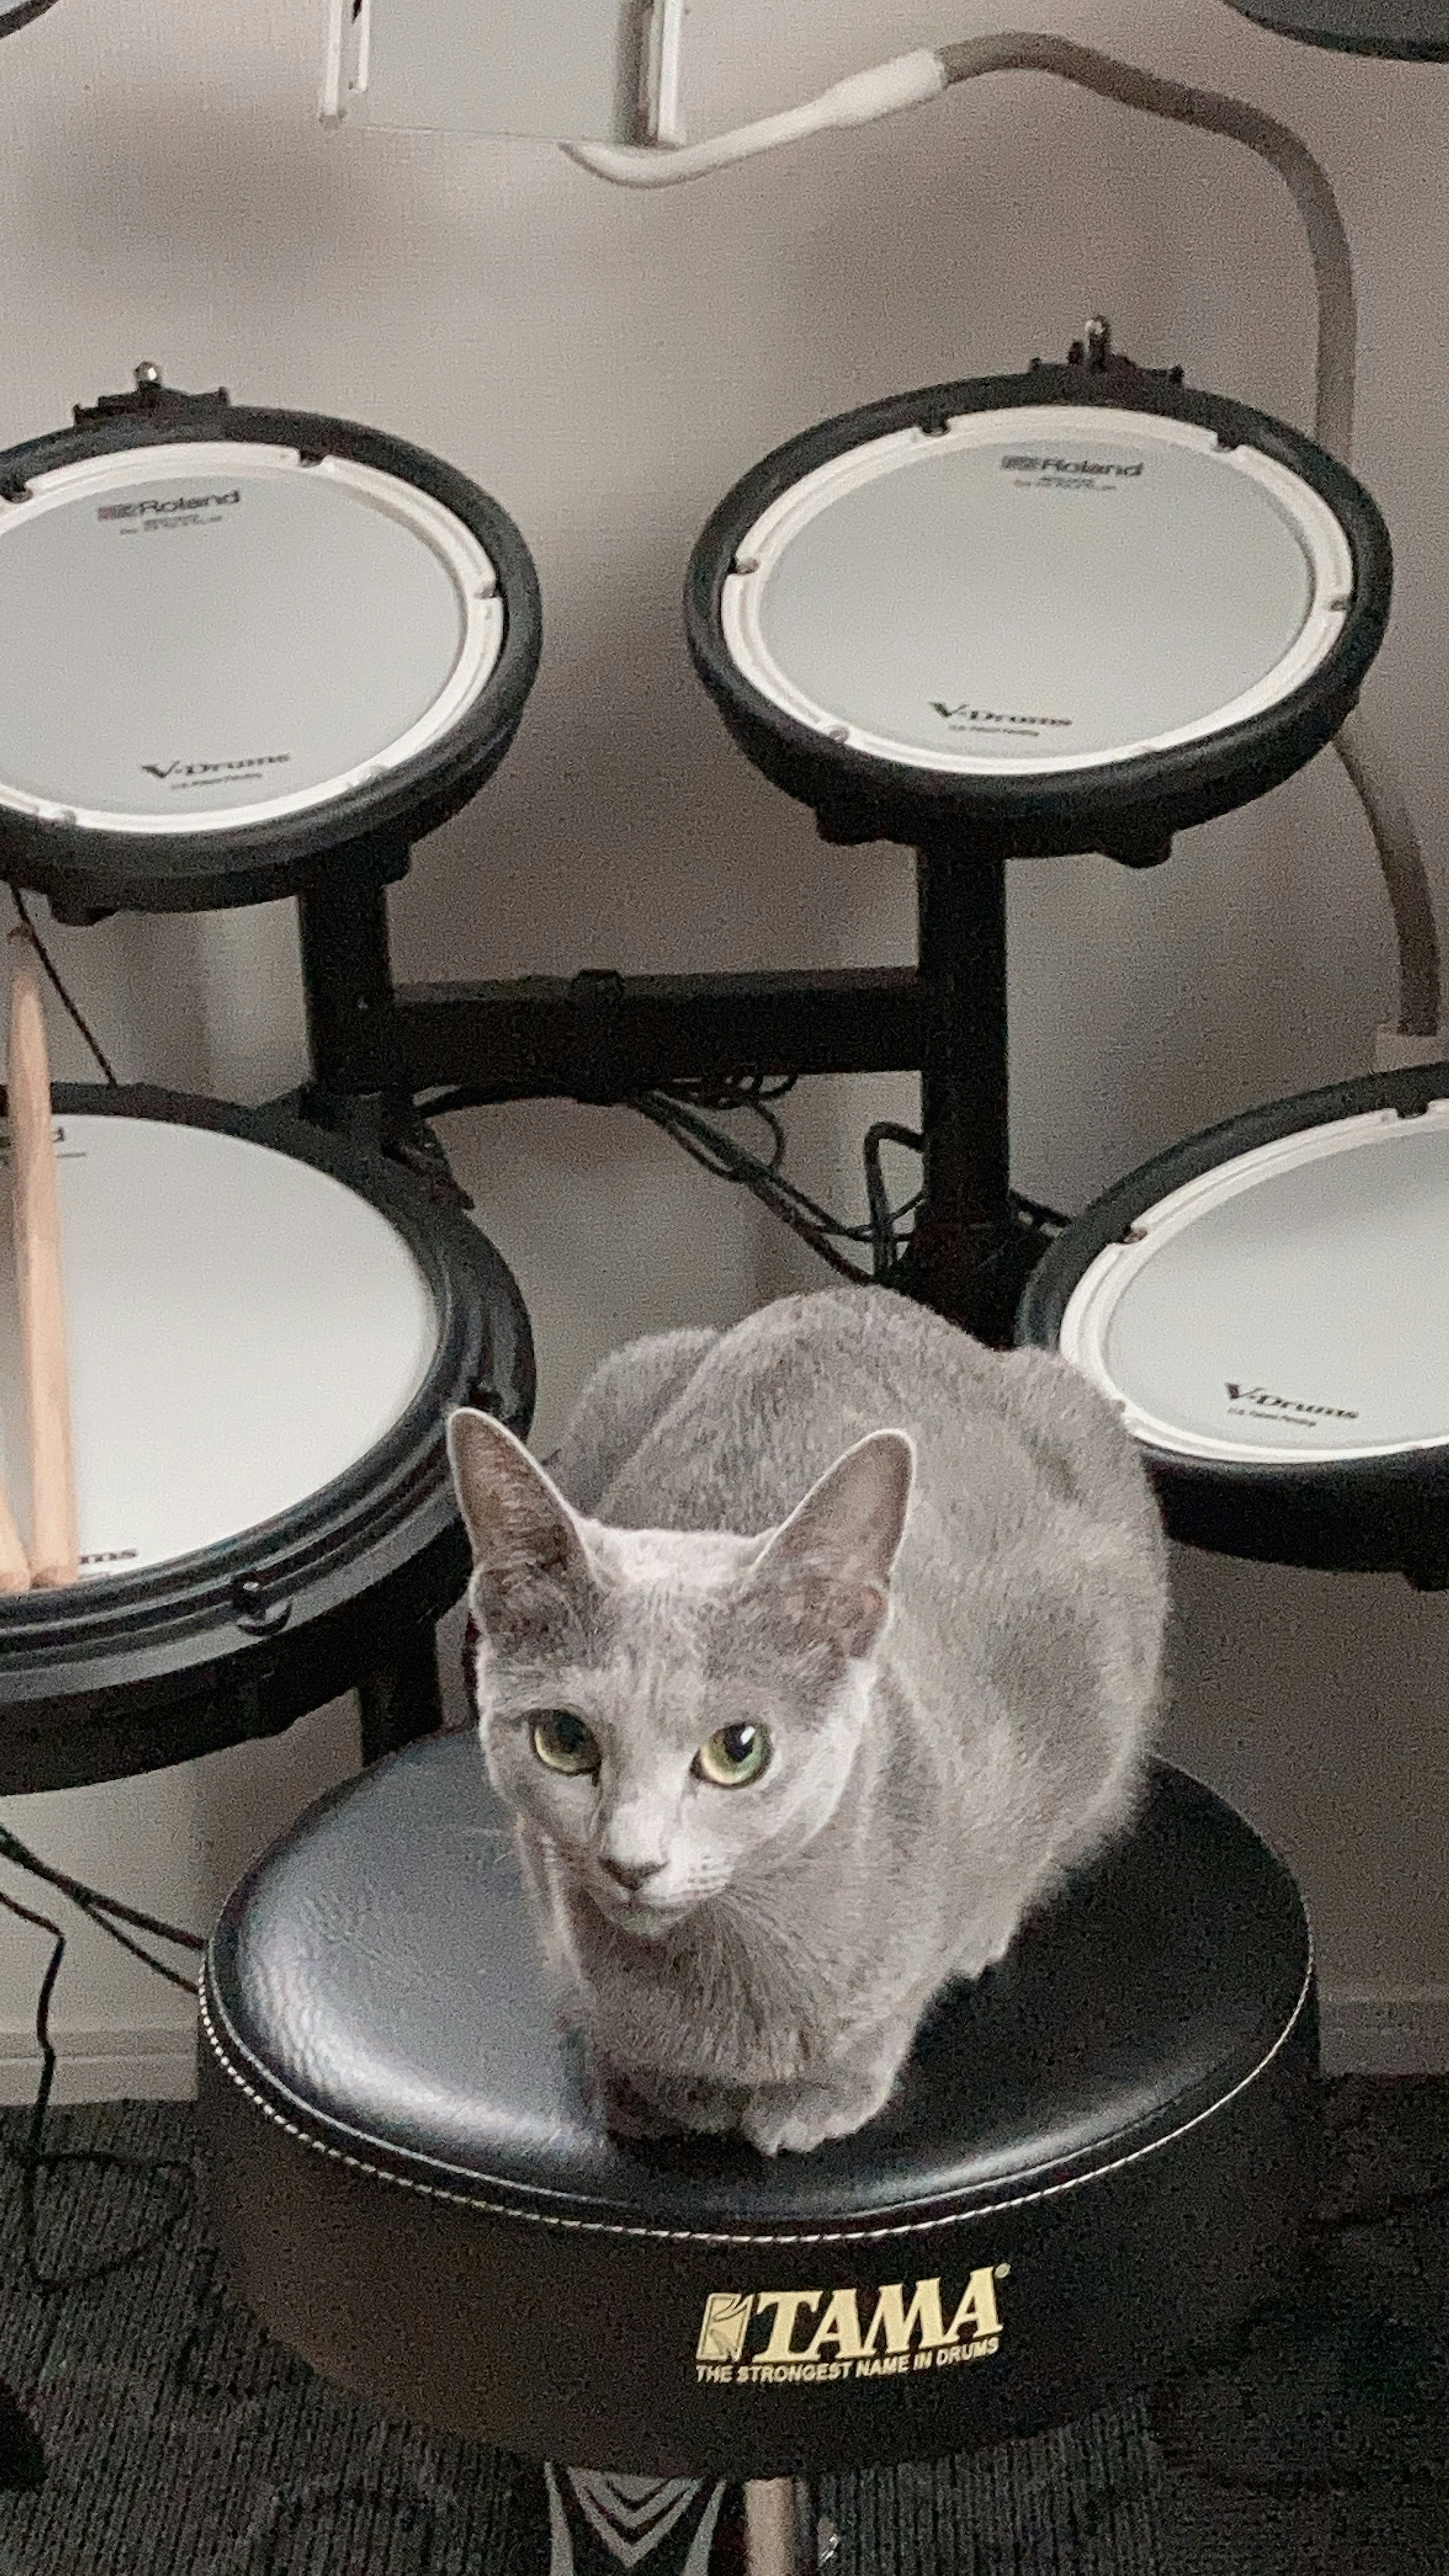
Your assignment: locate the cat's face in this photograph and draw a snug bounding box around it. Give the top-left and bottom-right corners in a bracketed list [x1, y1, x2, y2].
[448, 1411, 914, 1940]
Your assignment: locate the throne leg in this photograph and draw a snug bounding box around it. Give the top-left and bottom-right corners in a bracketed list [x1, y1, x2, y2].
[744, 2479, 812, 2576]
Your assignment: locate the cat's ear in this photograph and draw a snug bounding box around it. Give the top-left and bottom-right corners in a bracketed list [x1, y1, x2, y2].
[447, 1410, 596, 1650]
[748, 1429, 915, 1663]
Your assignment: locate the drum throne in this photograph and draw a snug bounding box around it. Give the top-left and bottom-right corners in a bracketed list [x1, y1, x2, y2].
[200, 1728, 1316, 2573]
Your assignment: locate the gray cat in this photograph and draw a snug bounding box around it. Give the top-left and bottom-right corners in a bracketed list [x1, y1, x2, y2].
[448, 1286, 1168, 2156]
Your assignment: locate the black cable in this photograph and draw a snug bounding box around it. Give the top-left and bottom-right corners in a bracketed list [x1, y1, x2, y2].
[863, 1123, 924, 1281]
[0, 1882, 192, 2290]
[641, 1080, 924, 1273]
[658, 1070, 799, 1113]
[416, 1083, 531, 1118]
[6, 888, 121, 1084]
[0, 1837, 201, 2283]
[418, 1075, 895, 1280]
[665, 1087, 790, 1179]
[54, 1907, 196, 1995]
[0, 1824, 203, 1956]
[418, 1074, 1063, 1289]
[629, 1094, 875, 1283]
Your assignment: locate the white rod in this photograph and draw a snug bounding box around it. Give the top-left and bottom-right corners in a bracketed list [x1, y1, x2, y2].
[565, 50, 948, 183]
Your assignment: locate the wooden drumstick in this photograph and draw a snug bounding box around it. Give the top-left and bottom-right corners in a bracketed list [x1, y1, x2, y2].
[7, 932, 78, 1589]
[0, 1470, 26, 1593]
[0, 993, 31, 1590]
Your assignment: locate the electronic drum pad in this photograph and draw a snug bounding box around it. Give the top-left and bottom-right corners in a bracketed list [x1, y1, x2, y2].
[1017, 1068, 1449, 1587]
[0, 1089, 533, 1791]
[688, 359, 1392, 861]
[0, 375, 541, 915]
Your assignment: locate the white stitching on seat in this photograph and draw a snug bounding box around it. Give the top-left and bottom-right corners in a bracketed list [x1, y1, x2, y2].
[197, 1939, 1315, 2251]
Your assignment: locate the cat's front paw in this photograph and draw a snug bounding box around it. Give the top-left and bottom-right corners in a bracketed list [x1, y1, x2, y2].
[741, 2074, 895, 2157]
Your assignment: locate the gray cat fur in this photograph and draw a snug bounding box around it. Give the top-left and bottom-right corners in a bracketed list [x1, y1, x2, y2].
[449, 1286, 1168, 2156]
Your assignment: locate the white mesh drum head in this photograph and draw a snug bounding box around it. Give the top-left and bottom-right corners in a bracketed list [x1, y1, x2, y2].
[0, 443, 504, 834]
[1060, 1104, 1449, 1464]
[722, 407, 1353, 777]
[0, 1115, 438, 1573]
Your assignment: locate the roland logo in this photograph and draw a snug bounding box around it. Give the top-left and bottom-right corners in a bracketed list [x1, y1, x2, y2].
[931, 703, 1072, 729]
[141, 754, 292, 782]
[1000, 454, 1144, 479]
[694, 2270, 1007, 2388]
[1226, 1382, 1360, 1423]
[98, 491, 241, 521]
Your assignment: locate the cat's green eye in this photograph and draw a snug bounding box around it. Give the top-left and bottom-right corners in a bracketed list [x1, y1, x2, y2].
[531, 1712, 600, 1777]
[694, 1724, 772, 1789]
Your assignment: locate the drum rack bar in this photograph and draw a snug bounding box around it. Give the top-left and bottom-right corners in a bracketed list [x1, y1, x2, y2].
[292, 837, 1031, 1338]
[381, 966, 928, 1096]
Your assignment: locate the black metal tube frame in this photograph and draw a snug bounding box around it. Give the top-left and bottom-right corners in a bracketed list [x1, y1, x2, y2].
[293, 838, 1031, 1338]
[386, 966, 928, 1100]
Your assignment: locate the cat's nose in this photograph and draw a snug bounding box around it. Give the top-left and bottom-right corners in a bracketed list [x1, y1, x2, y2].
[599, 1853, 665, 1892]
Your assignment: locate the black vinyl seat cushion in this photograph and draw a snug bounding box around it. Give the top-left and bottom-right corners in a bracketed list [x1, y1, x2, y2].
[199, 1736, 1318, 2479]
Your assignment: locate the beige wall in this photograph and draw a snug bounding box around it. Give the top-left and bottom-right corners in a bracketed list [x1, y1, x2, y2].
[0, 0, 1446, 2090]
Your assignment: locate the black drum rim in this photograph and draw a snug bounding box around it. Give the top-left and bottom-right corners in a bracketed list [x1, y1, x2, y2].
[1227, 2, 1449, 55]
[686, 366, 1393, 856]
[0, 1085, 534, 1675]
[1016, 1061, 1449, 1576]
[0, 403, 543, 912]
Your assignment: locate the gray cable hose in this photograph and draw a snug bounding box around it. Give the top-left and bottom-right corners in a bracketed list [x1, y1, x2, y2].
[939, 33, 1439, 1038]
[1334, 709, 1441, 1035]
[940, 33, 1357, 462]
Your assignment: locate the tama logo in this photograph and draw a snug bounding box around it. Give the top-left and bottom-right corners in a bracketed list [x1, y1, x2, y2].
[931, 703, 1071, 729]
[1001, 454, 1143, 479]
[98, 491, 241, 521]
[1226, 1382, 1359, 1422]
[695, 2271, 1006, 2387]
[141, 754, 292, 780]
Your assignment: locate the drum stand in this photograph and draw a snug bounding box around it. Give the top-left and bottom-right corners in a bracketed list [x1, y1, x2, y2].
[289, 827, 1051, 1756]
[284, 842, 451, 1759]
[289, 829, 1063, 1350]
[900, 839, 1021, 1338]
